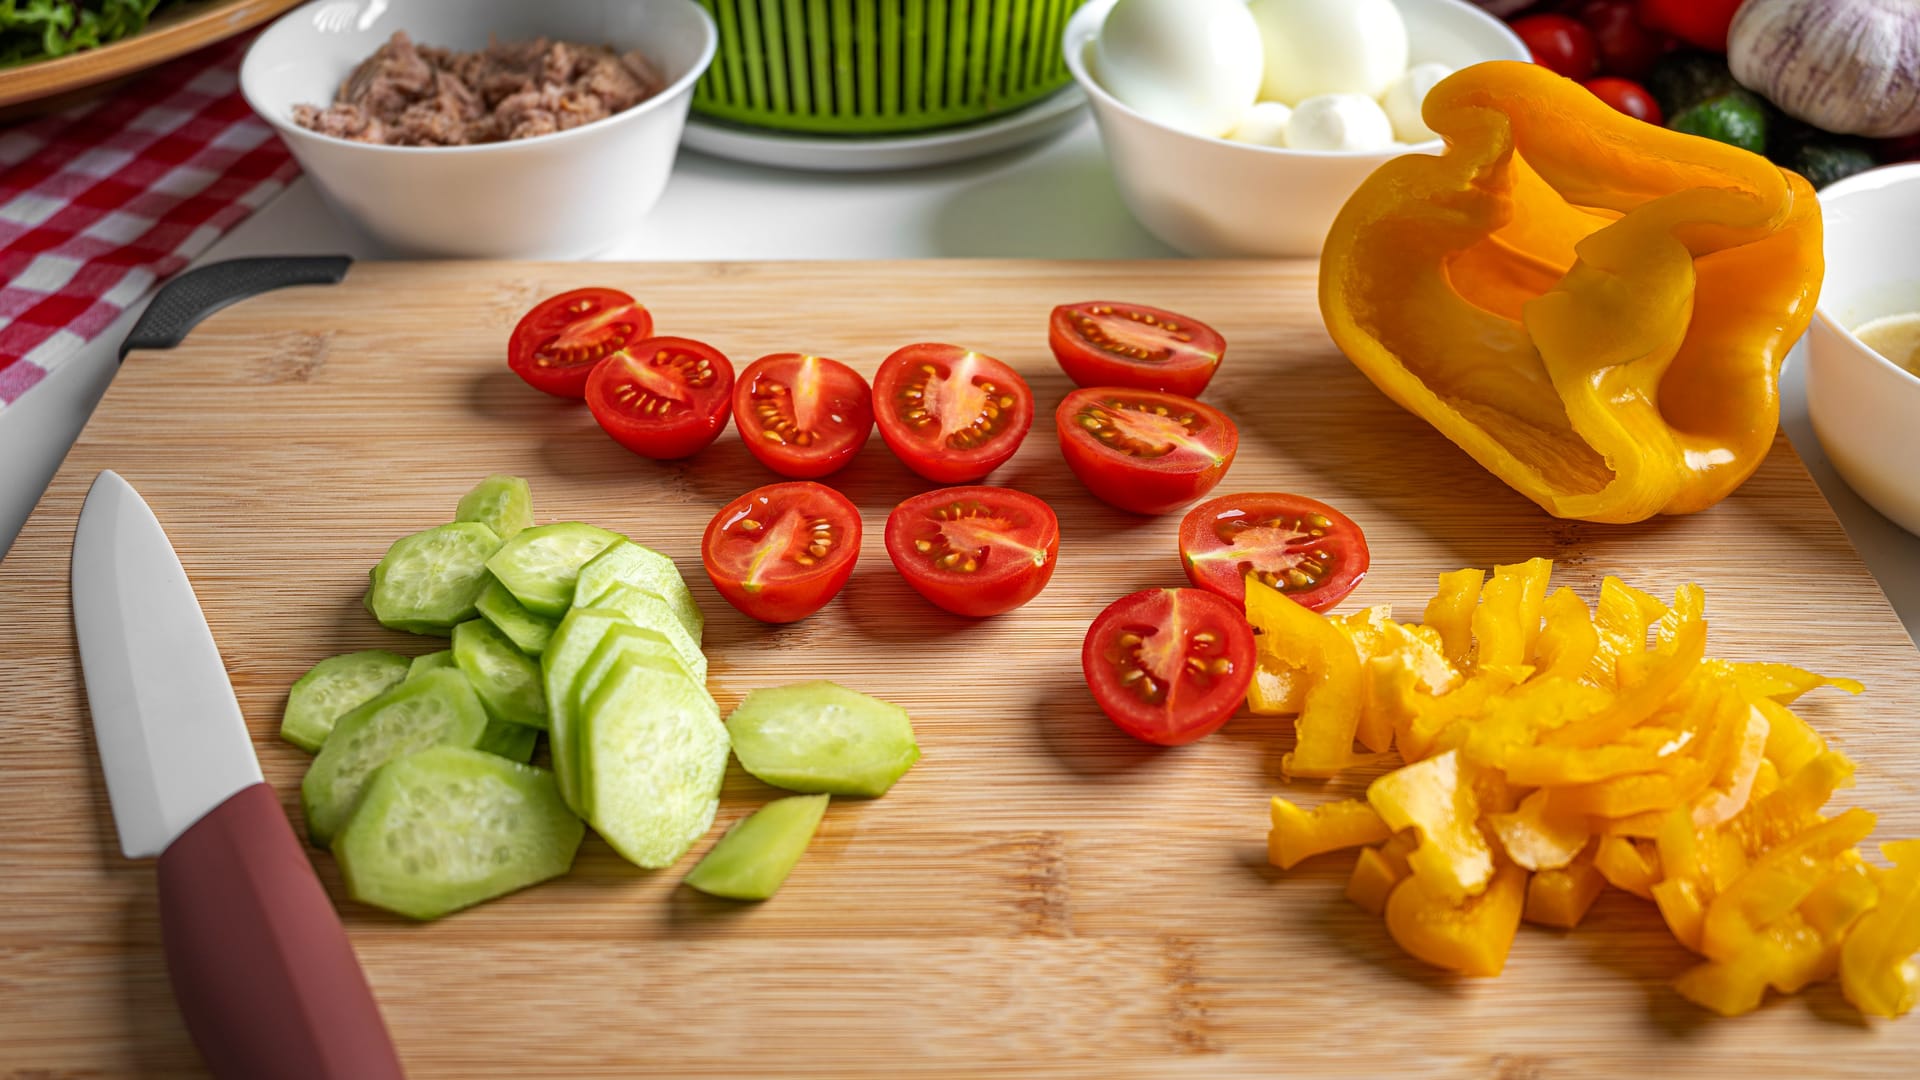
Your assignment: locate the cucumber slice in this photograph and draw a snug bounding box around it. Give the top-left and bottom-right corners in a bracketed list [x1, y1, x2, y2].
[543, 607, 634, 813]
[453, 619, 548, 730]
[476, 576, 558, 656]
[280, 650, 410, 753]
[575, 542, 704, 643]
[486, 522, 625, 618]
[335, 746, 582, 920]
[301, 668, 488, 846]
[568, 624, 710, 814]
[369, 522, 503, 633]
[475, 719, 539, 764]
[726, 682, 919, 797]
[592, 583, 707, 683]
[684, 794, 829, 901]
[454, 475, 533, 541]
[407, 650, 457, 679]
[582, 659, 729, 869]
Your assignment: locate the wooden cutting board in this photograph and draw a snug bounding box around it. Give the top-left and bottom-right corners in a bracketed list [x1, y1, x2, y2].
[3, 260, 1917, 1079]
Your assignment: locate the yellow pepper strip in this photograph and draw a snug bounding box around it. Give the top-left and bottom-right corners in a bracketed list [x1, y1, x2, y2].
[1700, 808, 1878, 962]
[1715, 660, 1865, 705]
[1368, 749, 1492, 902]
[1488, 789, 1591, 871]
[1423, 568, 1484, 667]
[1347, 847, 1406, 916]
[1594, 835, 1661, 900]
[1553, 684, 1743, 819]
[1678, 853, 1881, 1016]
[1268, 797, 1394, 870]
[1548, 592, 1706, 749]
[1691, 705, 1771, 828]
[1525, 849, 1607, 929]
[1751, 695, 1827, 779]
[1245, 582, 1371, 779]
[1584, 577, 1670, 690]
[1319, 61, 1822, 524]
[1469, 558, 1554, 671]
[1652, 809, 1712, 951]
[1247, 652, 1307, 716]
[1386, 864, 1529, 977]
[1842, 840, 1920, 1018]
[1729, 751, 1855, 856]
[1802, 860, 1879, 944]
[1533, 587, 1598, 683]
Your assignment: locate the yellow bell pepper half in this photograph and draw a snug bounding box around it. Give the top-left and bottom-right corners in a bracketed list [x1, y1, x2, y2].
[1318, 61, 1822, 523]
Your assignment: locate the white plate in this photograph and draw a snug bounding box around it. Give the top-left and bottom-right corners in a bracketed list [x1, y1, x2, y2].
[679, 87, 1087, 172]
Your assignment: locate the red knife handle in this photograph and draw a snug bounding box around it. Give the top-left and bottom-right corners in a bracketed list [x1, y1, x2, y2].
[156, 782, 405, 1080]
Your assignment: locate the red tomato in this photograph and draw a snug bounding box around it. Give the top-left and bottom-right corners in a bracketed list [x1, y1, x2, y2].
[1513, 14, 1598, 80]
[508, 287, 652, 398]
[1082, 588, 1255, 746]
[1636, 0, 1742, 52]
[731, 353, 874, 479]
[1177, 493, 1370, 612]
[1571, 0, 1667, 79]
[872, 344, 1034, 484]
[585, 337, 735, 460]
[883, 487, 1059, 618]
[1048, 301, 1226, 397]
[1583, 76, 1663, 124]
[1056, 387, 1237, 516]
[701, 482, 861, 623]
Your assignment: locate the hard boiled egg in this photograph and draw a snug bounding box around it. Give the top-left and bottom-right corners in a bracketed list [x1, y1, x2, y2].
[1381, 62, 1454, 144]
[1093, 0, 1264, 138]
[1286, 93, 1397, 152]
[1249, 0, 1410, 104]
[1228, 101, 1294, 147]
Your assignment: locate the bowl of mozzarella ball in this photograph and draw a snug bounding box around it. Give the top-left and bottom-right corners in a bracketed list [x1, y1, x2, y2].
[1064, 0, 1529, 257]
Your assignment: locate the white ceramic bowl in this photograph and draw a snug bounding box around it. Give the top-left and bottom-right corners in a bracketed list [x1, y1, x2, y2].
[1807, 163, 1920, 537]
[1064, 0, 1529, 258]
[241, 0, 715, 258]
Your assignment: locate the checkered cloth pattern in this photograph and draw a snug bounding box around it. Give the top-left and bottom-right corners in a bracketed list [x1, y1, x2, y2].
[0, 36, 298, 412]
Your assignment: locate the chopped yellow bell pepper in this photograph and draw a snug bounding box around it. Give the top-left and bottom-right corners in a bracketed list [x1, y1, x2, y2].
[1751, 695, 1827, 779]
[1594, 835, 1661, 900]
[1700, 809, 1877, 962]
[1488, 789, 1591, 871]
[1469, 558, 1554, 671]
[1715, 660, 1865, 705]
[1348, 848, 1404, 916]
[1318, 61, 1823, 523]
[1842, 840, 1920, 1018]
[1368, 750, 1493, 902]
[1247, 652, 1308, 716]
[1525, 849, 1607, 929]
[1584, 577, 1671, 691]
[1386, 863, 1529, 977]
[1423, 568, 1484, 667]
[1269, 797, 1393, 870]
[1533, 587, 1599, 684]
[1246, 581, 1368, 779]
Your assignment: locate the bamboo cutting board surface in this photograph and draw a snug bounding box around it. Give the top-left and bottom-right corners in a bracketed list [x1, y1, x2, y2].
[3, 260, 1918, 1079]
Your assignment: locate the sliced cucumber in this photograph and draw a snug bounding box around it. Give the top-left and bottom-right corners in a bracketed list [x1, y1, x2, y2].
[453, 619, 548, 730]
[301, 668, 488, 846]
[592, 583, 707, 683]
[369, 522, 503, 634]
[726, 682, 919, 797]
[543, 607, 634, 813]
[407, 650, 457, 679]
[684, 794, 829, 901]
[475, 719, 539, 764]
[280, 650, 410, 753]
[568, 624, 710, 814]
[476, 576, 558, 656]
[454, 475, 533, 541]
[582, 659, 729, 869]
[574, 542, 704, 643]
[486, 522, 625, 618]
[335, 746, 582, 920]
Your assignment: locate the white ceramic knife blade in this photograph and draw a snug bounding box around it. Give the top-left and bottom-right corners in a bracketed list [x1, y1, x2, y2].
[71, 470, 262, 859]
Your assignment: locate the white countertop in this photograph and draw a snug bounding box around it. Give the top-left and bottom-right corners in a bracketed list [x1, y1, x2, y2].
[3, 118, 1915, 641]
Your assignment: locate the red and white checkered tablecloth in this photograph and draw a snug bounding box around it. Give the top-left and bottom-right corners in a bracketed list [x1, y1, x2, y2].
[0, 36, 298, 413]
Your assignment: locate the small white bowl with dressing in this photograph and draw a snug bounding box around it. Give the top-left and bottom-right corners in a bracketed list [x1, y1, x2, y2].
[1808, 162, 1920, 537]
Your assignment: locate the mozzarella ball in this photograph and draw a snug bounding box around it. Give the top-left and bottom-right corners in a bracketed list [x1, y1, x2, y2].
[1249, 0, 1410, 104]
[1286, 93, 1397, 152]
[1227, 101, 1295, 147]
[1381, 62, 1455, 143]
[1094, 0, 1265, 137]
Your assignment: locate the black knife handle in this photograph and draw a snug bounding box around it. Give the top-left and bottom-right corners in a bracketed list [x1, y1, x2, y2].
[120, 257, 353, 360]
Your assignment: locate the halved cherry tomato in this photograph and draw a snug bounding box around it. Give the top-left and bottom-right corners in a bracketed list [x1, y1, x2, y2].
[1056, 387, 1238, 515]
[1178, 493, 1369, 612]
[1082, 588, 1254, 746]
[508, 287, 652, 398]
[1049, 301, 1226, 397]
[732, 353, 874, 479]
[1583, 76, 1662, 125]
[872, 344, 1034, 484]
[702, 482, 861, 623]
[1513, 14, 1598, 81]
[585, 336, 735, 460]
[883, 486, 1059, 617]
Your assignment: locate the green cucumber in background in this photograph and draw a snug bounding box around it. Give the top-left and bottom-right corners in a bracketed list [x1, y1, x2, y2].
[693, 0, 1088, 134]
[1, 0, 167, 68]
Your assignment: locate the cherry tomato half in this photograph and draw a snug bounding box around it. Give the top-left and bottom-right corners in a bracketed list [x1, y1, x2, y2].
[1583, 76, 1662, 124]
[1083, 587, 1255, 746]
[1513, 14, 1597, 81]
[1057, 387, 1238, 516]
[508, 287, 652, 398]
[732, 353, 874, 479]
[1049, 301, 1226, 397]
[701, 482, 861, 624]
[1571, 0, 1667, 80]
[1177, 493, 1370, 613]
[585, 337, 735, 460]
[873, 344, 1035, 484]
[883, 486, 1059, 618]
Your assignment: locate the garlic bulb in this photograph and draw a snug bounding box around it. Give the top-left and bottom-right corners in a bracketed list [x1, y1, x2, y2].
[1729, 0, 1920, 138]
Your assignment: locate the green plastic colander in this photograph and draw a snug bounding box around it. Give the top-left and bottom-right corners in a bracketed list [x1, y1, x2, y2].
[693, 0, 1089, 135]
